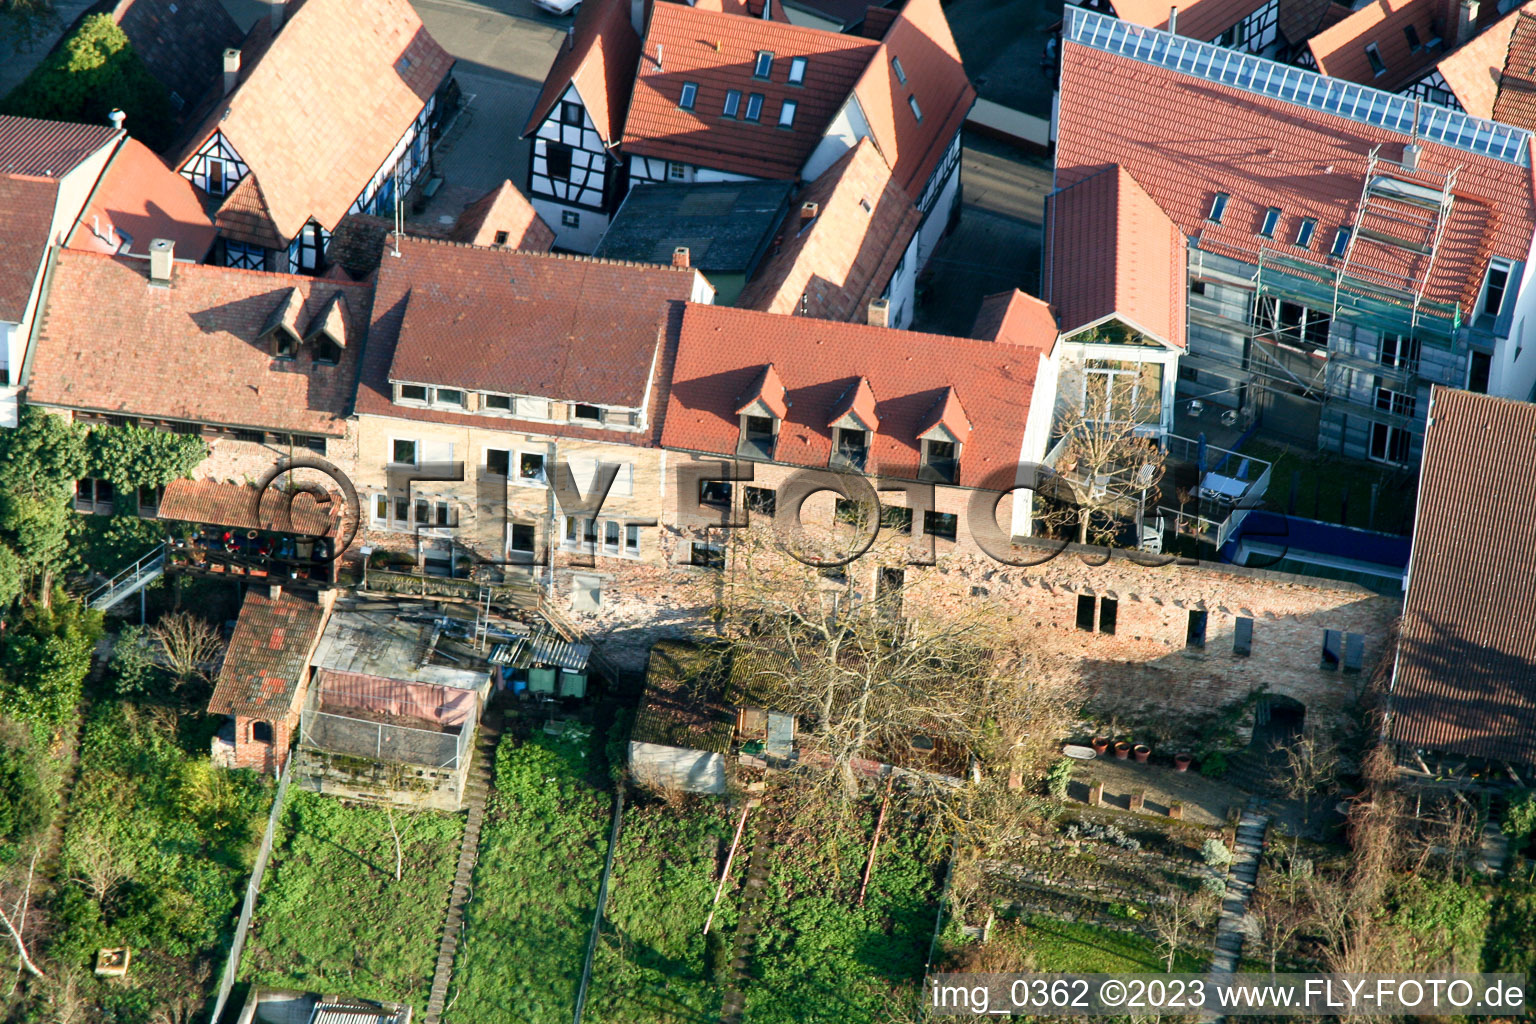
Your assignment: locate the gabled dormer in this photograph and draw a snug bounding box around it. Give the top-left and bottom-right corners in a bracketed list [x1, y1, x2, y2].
[827, 376, 878, 471]
[915, 386, 970, 484]
[736, 363, 787, 459]
[304, 292, 348, 365]
[261, 287, 306, 359]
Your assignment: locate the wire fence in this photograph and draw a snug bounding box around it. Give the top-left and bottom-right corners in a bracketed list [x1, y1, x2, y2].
[300, 708, 472, 770]
[207, 756, 293, 1024]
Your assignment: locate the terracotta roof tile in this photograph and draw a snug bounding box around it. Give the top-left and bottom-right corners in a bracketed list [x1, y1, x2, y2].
[1433, 3, 1525, 116]
[827, 375, 878, 429]
[213, 172, 286, 251]
[1044, 165, 1187, 348]
[371, 234, 700, 408]
[1055, 37, 1536, 315]
[0, 176, 60, 323]
[1389, 387, 1536, 765]
[108, 0, 244, 113]
[1492, 10, 1536, 128]
[736, 137, 919, 321]
[736, 362, 789, 417]
[1305, 0, 1479, 92]
[970, 289, 1059, 348]
[159, 477, 340, 534]
[1108, 0, 1275, 47]
[0, 114, 119, 177]
[622, 3, 879, 179]
[66, 138, 217, 261]
[660, 303, 1042, 486]
[208, 589, 327, 718]
[523, 0, 641, 143]
[1279, 0, 1349, 47]
[28, 252, 369, 435]
[847, 0, 974, 201]
[449, 180, 556, 250]
[174, 0, 453, 241]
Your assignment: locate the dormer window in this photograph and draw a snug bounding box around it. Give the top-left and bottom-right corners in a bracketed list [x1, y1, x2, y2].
[921, 439, 959, 484]
[736, 363, 787, 458]
[572, 403, 603, 423]
[831, 427, 869, 471]
[273, 329, 299, 359]
[399, 384, 428, 403]
[740, 415, 777, 459]
[314, 337, 340, 364]
[261, 286, 305, 359]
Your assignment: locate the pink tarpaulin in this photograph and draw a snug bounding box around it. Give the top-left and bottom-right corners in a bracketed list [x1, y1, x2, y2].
[316, 670, 476, 728]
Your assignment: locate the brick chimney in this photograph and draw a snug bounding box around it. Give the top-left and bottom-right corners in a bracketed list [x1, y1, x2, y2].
[867, 298, 889, 328]
[672, 246, 690, 268]
[149, 239, 175, 287]
[800, 202, 819, 227]
[223, 48, 241, 95]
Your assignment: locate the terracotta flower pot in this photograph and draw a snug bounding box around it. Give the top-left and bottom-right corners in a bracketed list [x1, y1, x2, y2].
[1114, 741, 1131, 760]
[1133, 744, 1151, 763]
[1091, 736, 1111, 755]
[1174, 753, 1193, 772]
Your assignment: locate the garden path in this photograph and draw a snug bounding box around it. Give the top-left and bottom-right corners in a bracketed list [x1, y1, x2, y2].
[1208, 802, 1269, 979]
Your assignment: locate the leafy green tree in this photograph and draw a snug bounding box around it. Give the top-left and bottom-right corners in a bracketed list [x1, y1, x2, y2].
[0, 733, 53, 860]
[0, 542, 21, 611]
[0, 13, 174, 149]
[88, 423, 207, 494]
[107, 624, 160, 698]
[0, 595, 102, 730]
[0, 408, 88, 597]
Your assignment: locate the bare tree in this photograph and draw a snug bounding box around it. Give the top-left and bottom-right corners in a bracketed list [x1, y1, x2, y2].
[0, 854, 44, 980]
[1040, 345, 1167, 545]
[1279, 728, 1339, 829]
[1148, 884, 1216, 973]
[1249, 886, 1307, 974]
[151, 612, 222, 690]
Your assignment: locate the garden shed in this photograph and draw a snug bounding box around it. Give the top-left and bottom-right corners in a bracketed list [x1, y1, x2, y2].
[629, 642, 733, 793]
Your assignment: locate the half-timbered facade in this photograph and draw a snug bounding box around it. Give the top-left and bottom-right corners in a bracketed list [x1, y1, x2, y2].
[526, 0, 973, 278]
[171, 0, 453, 273]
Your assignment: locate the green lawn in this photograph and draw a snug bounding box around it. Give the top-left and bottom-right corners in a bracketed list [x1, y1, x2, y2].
[442, 726, 612, 1024]
[1007, 916, 1206, 973]
[585, 796, 745, 1023]
[239, 790, 462, 1018]
[742, 790, 946, 1024]
[1240, 440, 1416, 535]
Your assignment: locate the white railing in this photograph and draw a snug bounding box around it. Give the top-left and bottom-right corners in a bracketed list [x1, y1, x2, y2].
[1064, 6, 1532, 166]
[86, 543, 167, 610]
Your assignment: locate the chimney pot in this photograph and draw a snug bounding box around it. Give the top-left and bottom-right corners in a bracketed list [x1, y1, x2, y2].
[1168, 5, 1178, 32]
[867, 298, 890, 328]
[672, 246, 690, 268]
[1455, 0, 1478, 46]
[149, 239, 175, 286]
[268, 582, 283, 602]
[1402, 142, 1421, 170]
[222, 48, 241, 95]
[270, 0, 283, 31]
[107, 109, 125, 130]
[800, 201, 819, 224]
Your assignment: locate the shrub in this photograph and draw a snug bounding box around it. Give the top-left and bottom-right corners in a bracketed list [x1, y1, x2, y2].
[1201, 876, 1227, 898]
[0, 595, 102, 730]
[1502, 792, 1536, 846]
[1045, 757, 1074, 800]
[1199, 750, 1229, 778]
[107, 625, 161, 697]
[88, 423, 208, 491]
[1201, 838, 1232, 868]
[0, 733, 52, 859]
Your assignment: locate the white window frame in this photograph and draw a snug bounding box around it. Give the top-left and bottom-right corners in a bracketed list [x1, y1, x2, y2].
[515, 449, 548, 487]
[788, 56, 806, 84]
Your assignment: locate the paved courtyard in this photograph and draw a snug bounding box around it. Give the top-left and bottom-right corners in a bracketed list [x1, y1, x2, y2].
[946, 0, 1063, 115]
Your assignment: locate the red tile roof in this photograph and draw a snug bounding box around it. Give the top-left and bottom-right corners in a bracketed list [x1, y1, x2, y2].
[0, 115, 119, 177]
[660, 303, 1044, 486]
[736, 138, 919, 320]
[0, 115, 120, 322]
[1107, 0, 1272, 48]
[208, 589, 328, 718]
[1389, 387, 1536, 766]
[828, 375, 878, 429]
[523, 0, 641, 144]
[159, 478, 341, 535]
[369, 233, 699, 408]
[847, 0, 974, 201]
[1305, 0, 1473, 92]
[173, 0, 453, 241]
[736, 362, 789, 417]
[622, 4, 878, 179]
[449, 180, 556, 251]
[1492, 10, 1536, 129]
[213, 173, 286, 251]
[107, 0, 244, 114]
[1279, 0, 1349, 47]
[66, 137, 217, 261]
[1044, 165, 1186, 348]
[970, 289, 1059, 349]
[1055, 38, 1536, 315]
[915, 385, 971, 444]
[1433, 4, 1525, 117]
[28, 252, 369, 435]
[0, 176, 60, 324]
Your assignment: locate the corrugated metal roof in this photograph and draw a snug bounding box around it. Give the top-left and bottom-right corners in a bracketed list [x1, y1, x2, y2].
[489, 631, 592, 671]
[309, 999, 409, 1024]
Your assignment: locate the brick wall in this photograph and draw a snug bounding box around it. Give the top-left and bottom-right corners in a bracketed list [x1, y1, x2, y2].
[231, 715, 291, 775]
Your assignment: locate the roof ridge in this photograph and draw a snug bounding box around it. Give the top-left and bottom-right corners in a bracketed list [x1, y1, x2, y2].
[682, 299, 1036, 349]
[392, 232, 699, 271]
[61, 248, 372, 288]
